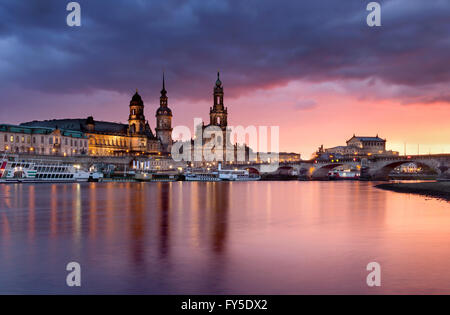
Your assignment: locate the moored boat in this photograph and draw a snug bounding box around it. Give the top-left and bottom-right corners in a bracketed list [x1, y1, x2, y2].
[184, 170, 221, 182]
[135, 171, 181, 182]
[328, 169, 360, 180]
[217, 163, 260, 181]
[0, 154, 91, 183]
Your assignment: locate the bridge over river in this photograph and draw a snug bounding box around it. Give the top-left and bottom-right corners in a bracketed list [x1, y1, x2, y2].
[236, 154, 450, 181]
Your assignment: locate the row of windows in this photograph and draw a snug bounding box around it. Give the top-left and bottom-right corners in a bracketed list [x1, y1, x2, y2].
[3, 146, 84, 155]
[35, 167, 69, 173]
[2, 134, 87, 147]
[362, 142, 384, 147]
[36, 174, 74, 179]
[11, 163, 31, 168]
[91, 138, 128, 147]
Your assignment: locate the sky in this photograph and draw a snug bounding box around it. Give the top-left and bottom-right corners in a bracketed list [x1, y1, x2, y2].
[0, 0, 449, 158]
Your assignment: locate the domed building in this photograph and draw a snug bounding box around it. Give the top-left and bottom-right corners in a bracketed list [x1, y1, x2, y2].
[21, 77, 174, 157]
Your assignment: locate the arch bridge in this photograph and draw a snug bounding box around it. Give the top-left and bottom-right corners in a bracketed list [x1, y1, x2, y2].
[235, 154, 450, 181]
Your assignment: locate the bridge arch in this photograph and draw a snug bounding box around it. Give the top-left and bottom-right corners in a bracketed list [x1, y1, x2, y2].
[311, 163, 344, 180]
[372, 160, 440, 180]
[245, 167, 260, 176]
[274, 166, 297, 176]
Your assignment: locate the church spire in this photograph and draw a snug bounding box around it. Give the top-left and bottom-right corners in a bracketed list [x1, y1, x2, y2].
[211, 71, 227, 128]
[216, 71, 222, 87]
[160, 72, 168, 102]
[161, 72, 167, 95]
[156, 73, 173, 154]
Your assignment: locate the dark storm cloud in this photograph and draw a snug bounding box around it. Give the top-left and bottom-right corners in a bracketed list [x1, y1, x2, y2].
[0, 0, 449, 103]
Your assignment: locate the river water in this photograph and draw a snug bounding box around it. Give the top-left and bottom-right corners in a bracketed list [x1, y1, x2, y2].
[0, 181, 449, 294]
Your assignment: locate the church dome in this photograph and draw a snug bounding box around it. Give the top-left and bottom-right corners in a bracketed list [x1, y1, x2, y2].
[156, 107, 172, 116]
[130, 90, 143, 106]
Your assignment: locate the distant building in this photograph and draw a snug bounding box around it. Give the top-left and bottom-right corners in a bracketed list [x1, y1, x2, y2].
[21, 77, 173, 157]
[395, 163, 419, 173]
[178, 72, 256, 166]
[0, 124, 87, 156]
[318, 134, 398, 159]
[199, 72, 231, 161]
[277, 152, 301, 163]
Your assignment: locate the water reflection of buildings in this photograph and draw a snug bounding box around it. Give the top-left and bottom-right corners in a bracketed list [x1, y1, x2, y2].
[129, 183, 146, 266]
[195, 182, 230, 293]
[209, 183, 229, 254]
[157, 182, 171, 259]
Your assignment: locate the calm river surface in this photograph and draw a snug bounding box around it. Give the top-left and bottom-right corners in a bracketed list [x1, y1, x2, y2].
[0, 181, 449, 294]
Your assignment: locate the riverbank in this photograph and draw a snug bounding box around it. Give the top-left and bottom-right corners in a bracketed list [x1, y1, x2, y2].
[376, 181, 450, 201]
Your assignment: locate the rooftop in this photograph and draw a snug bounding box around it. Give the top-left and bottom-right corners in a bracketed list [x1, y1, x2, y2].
[0, 124, 86, 138]
[348, 135, 385, 142]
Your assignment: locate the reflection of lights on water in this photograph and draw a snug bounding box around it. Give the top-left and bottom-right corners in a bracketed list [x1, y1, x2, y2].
[74, 184, 82, 244]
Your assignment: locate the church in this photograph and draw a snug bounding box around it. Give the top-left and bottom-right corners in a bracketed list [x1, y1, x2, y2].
[187, 72, 253, 164]
[21, 76, 173, 157]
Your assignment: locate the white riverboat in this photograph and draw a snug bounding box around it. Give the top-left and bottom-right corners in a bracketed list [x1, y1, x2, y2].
[183, 164, 261, 182]
[184, 170, 222, 182]
[217, 163, 260, 181]
[0, 155, 91, 183]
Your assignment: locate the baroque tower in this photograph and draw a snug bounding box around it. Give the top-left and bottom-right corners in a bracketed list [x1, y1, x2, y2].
[210, 72, 228, 130]
[155, 74, 173, 154]
[128, 90, 146, 135]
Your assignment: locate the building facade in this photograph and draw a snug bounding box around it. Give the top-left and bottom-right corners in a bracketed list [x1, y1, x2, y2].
[21, 80, 173, 157]
[319, 135, 399, 159]
[278, 152, 301, 163]
[0, 124, 87, 156]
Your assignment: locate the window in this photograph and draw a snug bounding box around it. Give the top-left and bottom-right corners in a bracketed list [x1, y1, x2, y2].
[33, 137, 36, 144]
[49, 138, 53, 145]
[10, 136, 14, 142]
[21, 136, 25, 143]
[4, 134, 7, 142]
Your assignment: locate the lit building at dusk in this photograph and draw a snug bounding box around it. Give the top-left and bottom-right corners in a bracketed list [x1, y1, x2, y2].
[0, 124, 87, 156]
[318, 135, 399, 158]
[20, 78, 173, 157]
